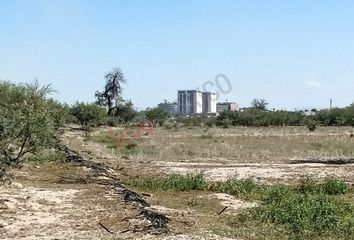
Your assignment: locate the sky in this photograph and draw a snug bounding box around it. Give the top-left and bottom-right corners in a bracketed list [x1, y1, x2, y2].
[1, 0, 354, 110]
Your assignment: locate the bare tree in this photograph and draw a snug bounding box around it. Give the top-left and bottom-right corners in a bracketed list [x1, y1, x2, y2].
[26, 79, 56, 97]
[251, 98, 269, 110]
[95, 67, 126, 116]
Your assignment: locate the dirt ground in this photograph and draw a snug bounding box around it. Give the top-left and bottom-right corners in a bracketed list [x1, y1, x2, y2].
[0, 127, 241, 240]
[1, 126, 354, 239]
[157, 161, 354, 183]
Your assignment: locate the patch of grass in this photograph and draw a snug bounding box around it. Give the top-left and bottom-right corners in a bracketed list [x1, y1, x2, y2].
[127, 173, 207, 191]
[128, 173, 354, 239]
[322, 177, 349, 195]
[199, 134, 213, 139]
[249, 187, 354, 238]
[94, 134, 117, 149]
[122, 143, 141, 156]
[225, 180, 353, 239]
[297, 176, 318, 194]
[27, 151, 65, 164]
[210, 178, 263, 200]
[0, 159, 10, 179]
[297, 176, 349, 195]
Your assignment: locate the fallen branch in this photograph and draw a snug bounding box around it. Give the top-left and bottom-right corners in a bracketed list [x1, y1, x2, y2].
[218, 206, 228, 215]
[99, 222, 114, 234]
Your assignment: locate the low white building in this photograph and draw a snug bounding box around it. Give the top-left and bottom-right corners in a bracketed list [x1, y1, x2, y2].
[157, 100, 178, 115]
[217, 101, 239, 113]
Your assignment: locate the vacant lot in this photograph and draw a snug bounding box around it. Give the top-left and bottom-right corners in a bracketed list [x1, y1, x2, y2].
[2, 126, 354, 239]
[96, 126, 354, 183]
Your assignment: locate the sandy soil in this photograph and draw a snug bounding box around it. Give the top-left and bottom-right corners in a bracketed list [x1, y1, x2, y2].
[211, 193, 257, 214]
[0, 181, 126, 240]
[156, 161, 354, 183]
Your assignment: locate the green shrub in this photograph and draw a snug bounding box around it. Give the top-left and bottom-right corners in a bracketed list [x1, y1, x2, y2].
[210, 178, 260, 198]
[206, 118, 216, 127]
[129, 173, 207, 191]
[296, 176, 349, 196]
[297, 176, 318, 194]
[321, 177, 349, 195]
[200, 134, 213, 139]
[122, 143, 141, 156]
[162, 120, 174, 129]
[306, 120, 317, 132]
[145, 108, 168, 126]
[27, 151, 65, 163]
[106, 116, 121, 127]
[0, 158, 10, 178]
[111, 100, 136, 124]
[236, 182, 354, 238]
[0, 81, 64, 178]
[70, 102, 107, 128]
[259, 188, 349, 236]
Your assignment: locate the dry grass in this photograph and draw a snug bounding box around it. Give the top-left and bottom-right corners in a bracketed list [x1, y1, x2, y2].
[96, 126, 354, 164]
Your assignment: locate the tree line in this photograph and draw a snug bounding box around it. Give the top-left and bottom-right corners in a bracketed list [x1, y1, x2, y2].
[215, 105, 354, 128]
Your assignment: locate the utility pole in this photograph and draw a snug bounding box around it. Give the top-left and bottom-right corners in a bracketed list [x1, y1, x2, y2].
[330, 98, 333, 109]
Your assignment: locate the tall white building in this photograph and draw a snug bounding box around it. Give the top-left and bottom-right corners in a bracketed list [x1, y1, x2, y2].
[202, 92, 217, 114]
[177, 90, 203, 114]
[178, 90, 216, 115]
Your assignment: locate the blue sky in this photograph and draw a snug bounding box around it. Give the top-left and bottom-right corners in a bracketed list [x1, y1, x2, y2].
[1, 0, 354, 110]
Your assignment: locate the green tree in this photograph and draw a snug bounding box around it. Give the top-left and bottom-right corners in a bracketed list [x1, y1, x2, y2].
[0, 81, 63, 177]
[70, 102, 107, 128]
[95, 67, 126, 116]
[145, 108, 168, 126]
[112, 100, 137, 124]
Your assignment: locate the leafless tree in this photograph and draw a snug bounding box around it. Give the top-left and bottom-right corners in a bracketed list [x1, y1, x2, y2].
[251, 98, 269, 110]
[95, 67, 126, 116]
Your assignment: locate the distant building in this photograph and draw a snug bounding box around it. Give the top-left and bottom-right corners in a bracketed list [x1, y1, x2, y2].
[157, 100, 178, 115]
[217, 101, 239, 113]
[177, 90, 203, 114]
[202, 92, 217, 114]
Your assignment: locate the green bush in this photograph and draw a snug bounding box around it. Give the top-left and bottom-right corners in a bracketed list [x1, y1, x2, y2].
[306, 120, 317, 132]
[111, 100, 136, 124]
[145, 108, 168, 126]
[0, 81, 64, 178]
[70, 102, 107, 128]
[321, 177, 349, 195]
[258, 188, 353, 237]
[162, 120, 174, 129]
[297, 176, 318, 194]
[122, 143, 141, 156]
[210, 178, 260, 198]
[27, 151, 65, 163]
[234, 179, 354, 238]
[106, 116, 121, 127]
